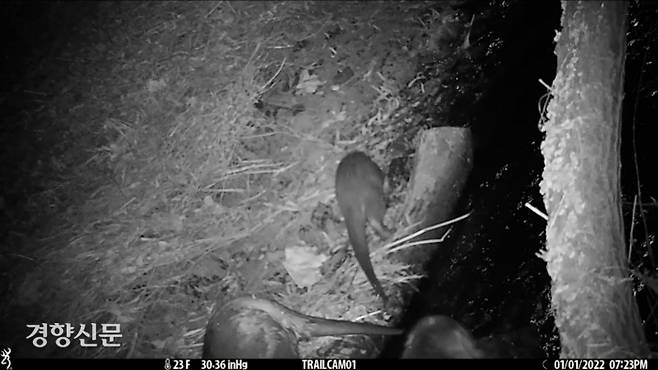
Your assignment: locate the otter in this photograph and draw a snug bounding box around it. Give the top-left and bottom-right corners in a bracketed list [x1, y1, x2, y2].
[203, 296, 403, 358]
[335, 151, 392, 302]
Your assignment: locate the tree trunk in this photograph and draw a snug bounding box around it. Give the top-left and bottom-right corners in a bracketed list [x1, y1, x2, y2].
[540, 0, 648, 358]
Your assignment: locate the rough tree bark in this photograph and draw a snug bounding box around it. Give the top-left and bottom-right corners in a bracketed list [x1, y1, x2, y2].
[540, 0, 648, 358]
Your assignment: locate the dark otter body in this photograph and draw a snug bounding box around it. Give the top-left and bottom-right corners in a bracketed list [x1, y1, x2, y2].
[335, 151, 391, 302]
[401, 316, 484, 359]
[203, 296, 403, 358]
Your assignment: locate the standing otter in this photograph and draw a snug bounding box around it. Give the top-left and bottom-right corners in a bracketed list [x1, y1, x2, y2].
[335, 151, 392, 302]
[401, 315, 484, 358]
[203, 296, 403, 358]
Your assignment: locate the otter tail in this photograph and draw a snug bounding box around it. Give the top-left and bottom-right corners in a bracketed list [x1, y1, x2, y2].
[345, 210, 389, 302]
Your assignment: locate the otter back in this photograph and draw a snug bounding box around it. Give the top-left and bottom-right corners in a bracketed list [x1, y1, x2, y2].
[203, 299, 298, 358]
[401, 316, 484, 359]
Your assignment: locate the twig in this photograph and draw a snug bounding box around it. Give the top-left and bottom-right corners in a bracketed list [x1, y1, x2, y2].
[259, 57, 287, 93]
[384, 211, 472, 250]
[385, 238, 450, 256]
[628, 195, 637, 263]
[206, 1, 222, 18]
[525, 201, 548, 221]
